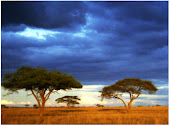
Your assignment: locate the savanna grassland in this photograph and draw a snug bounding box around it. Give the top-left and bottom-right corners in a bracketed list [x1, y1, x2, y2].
[1, 106, 168, 124]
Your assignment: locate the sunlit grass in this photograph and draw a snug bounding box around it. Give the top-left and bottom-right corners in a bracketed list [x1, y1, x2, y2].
[1, 106, 168, 124]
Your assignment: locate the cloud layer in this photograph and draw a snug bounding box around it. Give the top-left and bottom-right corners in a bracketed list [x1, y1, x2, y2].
[2, 2, 87, 30]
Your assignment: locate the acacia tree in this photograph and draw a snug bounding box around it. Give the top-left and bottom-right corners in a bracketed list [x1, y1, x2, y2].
[33, 104, 38, 108]
[25, 104, 29, 108]
[100, 78, 158, 112]
[55, 96, 80, 107]
[96, 104, 104, 107]
[2, 66, 82, 116]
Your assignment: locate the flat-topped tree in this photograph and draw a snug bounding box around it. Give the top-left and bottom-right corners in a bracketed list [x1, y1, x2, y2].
[96, 104, 104, 107]
[2, 66, 82, 116]
[100, 78, 158, 112]
[25, 104, 29, 108]
[55, 96, 80, 107]
[33, 104, 38, 108]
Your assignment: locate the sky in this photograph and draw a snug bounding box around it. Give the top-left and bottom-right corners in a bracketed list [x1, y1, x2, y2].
[1, 1, 168, 107]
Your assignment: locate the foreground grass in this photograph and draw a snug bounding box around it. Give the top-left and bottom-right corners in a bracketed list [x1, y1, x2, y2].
[1, 106, 168, 124]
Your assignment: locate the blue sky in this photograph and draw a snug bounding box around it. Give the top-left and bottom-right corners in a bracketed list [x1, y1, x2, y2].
[1, 1, 168, 107]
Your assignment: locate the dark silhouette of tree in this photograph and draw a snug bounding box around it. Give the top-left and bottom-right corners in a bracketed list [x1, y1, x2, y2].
[25, 104, 29, 107]
[33, 104, 38, 108]
[55, 96, 80, 107]
[156, 104, 161, 106]
[1, 105, 7, 108]
[2, 66, 82, 116]
[96, 104, 104, 107]
[99, 78, 158, 112]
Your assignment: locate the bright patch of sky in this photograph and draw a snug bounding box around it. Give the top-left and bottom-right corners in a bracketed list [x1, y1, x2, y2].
[1, 100, 15, 104]
[157, 86, 169, 89]
[73, 32, 86, 37]
[16, 27, 60, 40]
[15, 26, 91, 40]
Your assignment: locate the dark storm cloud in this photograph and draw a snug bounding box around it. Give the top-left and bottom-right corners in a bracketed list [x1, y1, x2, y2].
[1, 30, 107, 75]
[1, 32, 168, 83]
[1, 24, 27, 32]
[114, 2, 168, 24]
[102, 30, 168, 57]
[89, 2, 168, 24]
[1, 2, 168, 85]
[86, 1, 168, 40]
[85, 1, 168, 57]
[2, 1, 87, 30]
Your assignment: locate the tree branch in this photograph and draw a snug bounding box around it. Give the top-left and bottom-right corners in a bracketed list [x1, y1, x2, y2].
[134, 92, 140, 99]
[27, 93, 32, 96]
[126, 91, 132, 100]
[129, 92, 132, 99]
[52, 90, 59, 94]
[31, 89, 41, 107]
[45, 89, 54, 101]
[115, 96, 128, 109]
[3, 92, 14, 97]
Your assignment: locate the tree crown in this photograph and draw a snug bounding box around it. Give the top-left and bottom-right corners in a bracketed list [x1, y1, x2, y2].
[100, 78, 158, 99]
[55, 96, 81, 104]
[2, 66, 82, 92]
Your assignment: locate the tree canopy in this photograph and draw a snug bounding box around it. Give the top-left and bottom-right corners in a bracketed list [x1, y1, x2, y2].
[33, 104, 38, 108]
[55, 96, 81, 107]
[2, 66, 82, 91]
[25, 104, 29, 107]
[96, 104, 104, 107]
[2, 66, 83, 116]
[100, 78, 158, 112]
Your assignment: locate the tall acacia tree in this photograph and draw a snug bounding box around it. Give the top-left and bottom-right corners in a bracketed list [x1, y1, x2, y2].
[2, 66, 82, 116]
[100, 78, 158, 112]
[55, 96, 80, 107]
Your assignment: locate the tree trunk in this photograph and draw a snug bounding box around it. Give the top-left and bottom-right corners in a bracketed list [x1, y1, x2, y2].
[127, 92, 140, 112]
[37, 100, 41, 114]
[40, 98, 45, 117]
[128, 99, 134, 112]
[39, 90, 46, 117]
[31, 89, 53, 116]
[117, 97, 128, 112]
[67, 103, 70, 108]
[72, 104, 75, 107]
[31, 90, 42, 114]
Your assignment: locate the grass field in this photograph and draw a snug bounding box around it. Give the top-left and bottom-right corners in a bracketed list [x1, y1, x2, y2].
[1, 106, 168, 124]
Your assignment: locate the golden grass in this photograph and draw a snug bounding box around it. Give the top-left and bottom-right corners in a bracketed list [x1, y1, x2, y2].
[1, 106, 168, 124]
